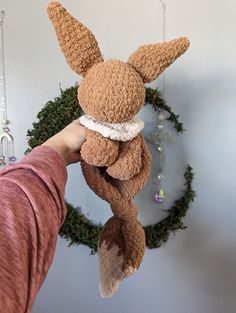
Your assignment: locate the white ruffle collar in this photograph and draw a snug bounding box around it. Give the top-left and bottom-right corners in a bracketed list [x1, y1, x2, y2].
[79, 114, 144, 141]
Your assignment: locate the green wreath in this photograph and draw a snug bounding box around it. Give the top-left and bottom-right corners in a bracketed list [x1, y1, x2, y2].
[26, 86, 195, 254]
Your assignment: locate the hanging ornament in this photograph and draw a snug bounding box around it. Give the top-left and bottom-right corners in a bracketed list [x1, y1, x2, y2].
[0, 11, 16, 169]
[146, 1, 169, 204]
[153, 109, 168, 204]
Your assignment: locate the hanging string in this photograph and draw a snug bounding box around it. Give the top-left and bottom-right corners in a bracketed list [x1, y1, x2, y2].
[0, 10, 16, 168]
[0, 11, 7, 122]
[159, 0, 166, 95]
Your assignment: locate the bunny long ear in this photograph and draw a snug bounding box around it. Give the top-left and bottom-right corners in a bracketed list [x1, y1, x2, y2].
[127, 37, 190, 83]
[47, 2, 103, 76]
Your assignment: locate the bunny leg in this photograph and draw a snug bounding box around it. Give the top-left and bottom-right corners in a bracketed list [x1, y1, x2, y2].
[106, 135, 142, 180]
[81, 130, 119, 167]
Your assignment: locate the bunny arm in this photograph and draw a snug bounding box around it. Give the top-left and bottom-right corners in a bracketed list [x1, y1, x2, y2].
[106, 135, 142, 180]
[80, 129, 119, 167]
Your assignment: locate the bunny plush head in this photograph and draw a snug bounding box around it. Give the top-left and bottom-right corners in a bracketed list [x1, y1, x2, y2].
[47, 1, 189, 124]
[48, 1, 190, 298]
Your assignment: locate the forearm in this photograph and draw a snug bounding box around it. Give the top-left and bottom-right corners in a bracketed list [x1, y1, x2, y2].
[42, 134, 70, 165]
[0, 146, 68, 312]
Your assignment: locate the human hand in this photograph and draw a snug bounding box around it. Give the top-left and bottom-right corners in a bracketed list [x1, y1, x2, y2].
[42, 119, 87, 165]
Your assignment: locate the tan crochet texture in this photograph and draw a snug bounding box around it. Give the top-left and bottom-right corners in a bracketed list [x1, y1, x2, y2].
[78, 60, 146, 123]
[47, 1, 190, 297]
[47, 2, 103, 76]
[128, 37, 190, 83]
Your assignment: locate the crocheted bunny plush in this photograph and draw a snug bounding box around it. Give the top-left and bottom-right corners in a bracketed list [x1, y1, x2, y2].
[48, 1, 190, 297]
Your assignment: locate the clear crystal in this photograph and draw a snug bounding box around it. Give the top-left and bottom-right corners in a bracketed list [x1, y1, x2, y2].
[2, 119, 9, 125]
[0, 155, 6, 165]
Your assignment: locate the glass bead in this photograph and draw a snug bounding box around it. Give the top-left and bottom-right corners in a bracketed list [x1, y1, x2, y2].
[3, 126, 10, 133]
[9, 156, 16, 162]
[159, 112, 166, 121]
[154, 189, 166, 204]
[159, 110, 170, 120]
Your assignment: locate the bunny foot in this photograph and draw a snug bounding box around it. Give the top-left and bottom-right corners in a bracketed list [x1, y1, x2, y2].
[106, 135, 142, 180]
[81, 130, 119, 167]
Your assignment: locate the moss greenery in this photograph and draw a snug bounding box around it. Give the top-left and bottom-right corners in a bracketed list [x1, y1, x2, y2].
[26, 85, 195, 253]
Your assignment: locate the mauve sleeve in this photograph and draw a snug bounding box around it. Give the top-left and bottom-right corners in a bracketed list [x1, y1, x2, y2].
[0, 145, 68, 313]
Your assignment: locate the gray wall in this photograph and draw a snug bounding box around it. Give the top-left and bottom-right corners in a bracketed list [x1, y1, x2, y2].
[1, 0, 236, 312]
